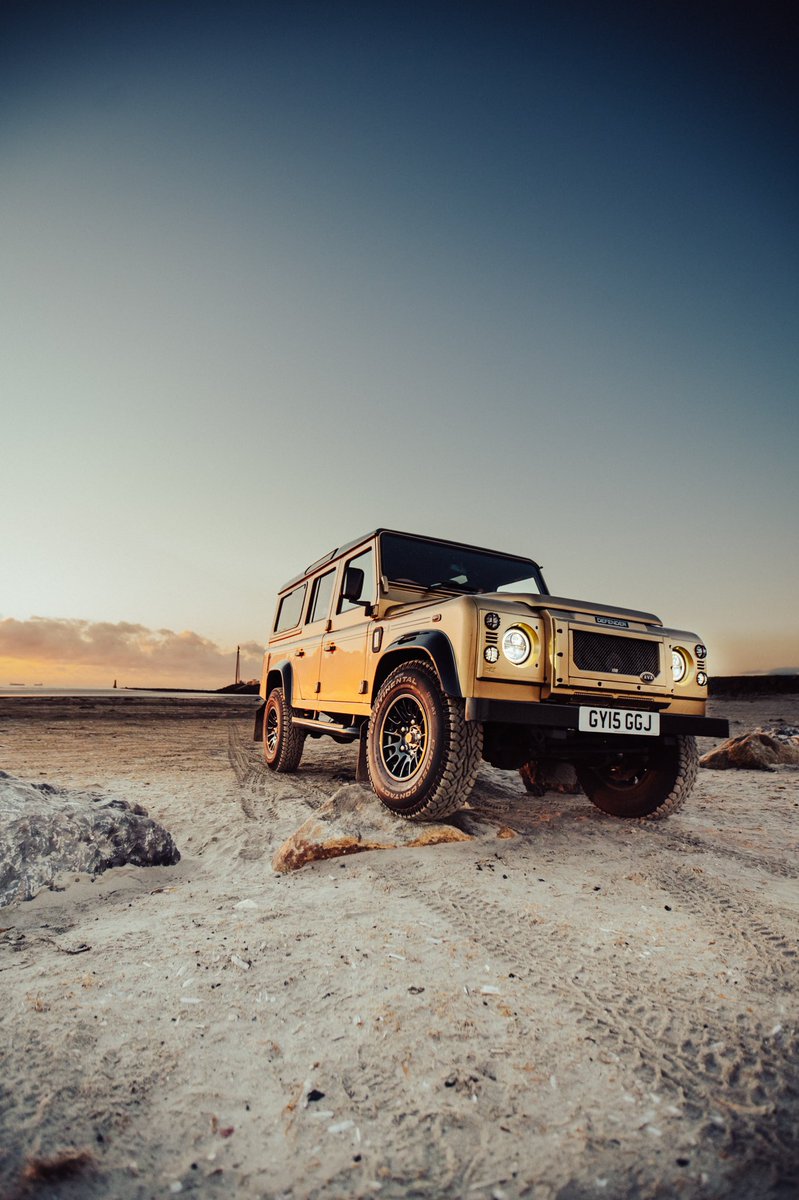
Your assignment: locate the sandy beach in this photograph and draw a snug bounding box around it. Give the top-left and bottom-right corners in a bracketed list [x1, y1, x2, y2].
[1, 690, 797, 1199]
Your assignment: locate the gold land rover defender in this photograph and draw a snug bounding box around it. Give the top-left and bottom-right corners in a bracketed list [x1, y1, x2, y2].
[256, 530, 728, 821]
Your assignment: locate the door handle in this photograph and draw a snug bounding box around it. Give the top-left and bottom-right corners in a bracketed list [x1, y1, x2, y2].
[294, 648, 305, 658]
[323, 643, 337, 653]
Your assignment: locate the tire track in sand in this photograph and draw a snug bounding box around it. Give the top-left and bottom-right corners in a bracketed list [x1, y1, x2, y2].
[226, 724, 333, 867]
[650, 823, 799, 881]
[420, 875, 799, 1185]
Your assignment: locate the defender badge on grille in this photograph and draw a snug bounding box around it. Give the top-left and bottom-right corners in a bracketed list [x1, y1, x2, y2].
[640, 671, 655, 683]
[596, 616, 629, 628]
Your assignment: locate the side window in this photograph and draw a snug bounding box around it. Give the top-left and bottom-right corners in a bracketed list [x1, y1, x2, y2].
[307, 569, 336, 624]
[338, 548, 375, 614]
[274, 583, 307, 633]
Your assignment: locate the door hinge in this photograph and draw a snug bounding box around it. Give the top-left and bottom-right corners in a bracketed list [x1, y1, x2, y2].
[358, 680, 368, 695]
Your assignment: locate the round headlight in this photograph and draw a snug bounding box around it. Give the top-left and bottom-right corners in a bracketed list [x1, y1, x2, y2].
[672, 648, 688, 683]
[502, 626, 531, 665]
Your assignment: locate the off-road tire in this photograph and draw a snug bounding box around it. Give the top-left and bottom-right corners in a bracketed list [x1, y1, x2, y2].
[263, 687, 305, 773]
[575, 734, 698, 820]
[366, 660, 483, 821]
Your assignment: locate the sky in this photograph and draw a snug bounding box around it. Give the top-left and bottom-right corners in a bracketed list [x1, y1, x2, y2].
[1, 0, 797, 688]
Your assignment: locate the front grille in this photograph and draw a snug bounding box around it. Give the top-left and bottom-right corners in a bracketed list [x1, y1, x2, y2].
[572, 631, 660, 678]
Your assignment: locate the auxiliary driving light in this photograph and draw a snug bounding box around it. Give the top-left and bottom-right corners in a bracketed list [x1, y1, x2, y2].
[484, 612, 501, 630]
[484, 646, 499, 664]
[695, 644, 707, 659]
[697, 670, 708, 687]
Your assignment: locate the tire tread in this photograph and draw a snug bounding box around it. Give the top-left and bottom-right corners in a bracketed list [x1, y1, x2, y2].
[264, 687, 305, 773]
[577, 734, 698, 820]
[646, 734, 698, 821]
[367, 660, 482, 821]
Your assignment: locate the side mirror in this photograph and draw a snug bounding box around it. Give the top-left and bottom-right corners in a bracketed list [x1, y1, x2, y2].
[342, 566, 366, 605]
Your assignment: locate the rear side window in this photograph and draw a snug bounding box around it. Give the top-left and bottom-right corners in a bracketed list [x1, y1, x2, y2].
[274, 583, 307, 633]
[308, 569, 336, 624]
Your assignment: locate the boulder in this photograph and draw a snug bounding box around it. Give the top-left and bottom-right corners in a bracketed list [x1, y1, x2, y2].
[0, 771, 180, 906]
[700, 731, 799, 772]
[273, 784, 473, 873]
[519, 759, 581, 796]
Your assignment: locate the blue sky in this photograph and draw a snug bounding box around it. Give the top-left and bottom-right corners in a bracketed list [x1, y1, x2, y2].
[1, 1, 797, 684]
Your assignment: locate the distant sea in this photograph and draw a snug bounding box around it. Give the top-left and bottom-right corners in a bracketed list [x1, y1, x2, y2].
[0, 686, 224, 699]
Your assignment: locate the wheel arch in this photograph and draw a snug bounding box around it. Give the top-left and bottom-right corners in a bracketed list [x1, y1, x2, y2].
[372, 632, 461, 702]
[254, 661, 293, 741]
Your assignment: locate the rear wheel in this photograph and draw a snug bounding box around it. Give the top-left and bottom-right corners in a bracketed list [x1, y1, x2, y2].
[575, 735, 698, 819]
[366, 661, 482, 821]
[263, 687, 305, 773]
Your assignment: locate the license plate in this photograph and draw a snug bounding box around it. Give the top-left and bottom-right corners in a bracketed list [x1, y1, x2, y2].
[578, 707, 660, 736]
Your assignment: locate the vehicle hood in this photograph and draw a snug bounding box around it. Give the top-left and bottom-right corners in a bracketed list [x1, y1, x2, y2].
[482, 593, 662, 628]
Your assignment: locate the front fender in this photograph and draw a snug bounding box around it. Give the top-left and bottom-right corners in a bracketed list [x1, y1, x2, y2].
[376, 630, 461, 698]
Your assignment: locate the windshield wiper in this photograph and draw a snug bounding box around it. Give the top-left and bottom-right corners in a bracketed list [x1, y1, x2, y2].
[428, 580, 482, 594]
[388, 577, 482, 595]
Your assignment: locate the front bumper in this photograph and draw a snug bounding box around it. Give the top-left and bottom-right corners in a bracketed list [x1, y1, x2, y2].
[464, 698, 729, 739]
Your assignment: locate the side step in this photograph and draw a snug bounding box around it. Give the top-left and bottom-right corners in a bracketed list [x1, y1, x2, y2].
[292, 715, 370, 784]
[292, 716, 361, 739]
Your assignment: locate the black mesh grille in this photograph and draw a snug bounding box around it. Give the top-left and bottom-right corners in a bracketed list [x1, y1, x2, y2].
[572, 631, 660, 678]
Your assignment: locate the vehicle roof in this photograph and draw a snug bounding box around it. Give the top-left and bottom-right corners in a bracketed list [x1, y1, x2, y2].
[277, 529, 541, 594]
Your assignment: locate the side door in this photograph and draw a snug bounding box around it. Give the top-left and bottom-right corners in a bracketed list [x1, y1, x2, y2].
[292, 568, 337, 705]
[316, 546, 375, 706]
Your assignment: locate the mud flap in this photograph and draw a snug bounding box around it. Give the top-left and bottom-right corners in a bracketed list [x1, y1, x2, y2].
[356, 724, 369, 783]
[254, 702, 265, 742]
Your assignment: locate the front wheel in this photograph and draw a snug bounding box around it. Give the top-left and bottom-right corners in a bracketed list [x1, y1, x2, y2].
[575, 735, 698, 819]
[366, 661, 483, 821]
[263, 687, 305, 773]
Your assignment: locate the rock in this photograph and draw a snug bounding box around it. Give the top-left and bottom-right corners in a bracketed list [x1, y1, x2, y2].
[21, 1147, 96, 1184]
[0, 772, 180, 906]
[700, 731, 799, 771]
[768, 723, 799, 741]
[272, 785, 472, 873]
[519, 760, 581, 795]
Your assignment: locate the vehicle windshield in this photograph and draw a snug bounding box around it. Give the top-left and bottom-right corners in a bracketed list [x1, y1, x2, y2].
[379, 533, 546, 596]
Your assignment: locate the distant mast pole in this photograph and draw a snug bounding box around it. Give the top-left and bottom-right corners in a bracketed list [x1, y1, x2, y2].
[235, 645, 241, 685]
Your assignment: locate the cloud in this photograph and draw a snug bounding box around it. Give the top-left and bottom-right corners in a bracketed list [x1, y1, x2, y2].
[0, 617, 263, 688]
